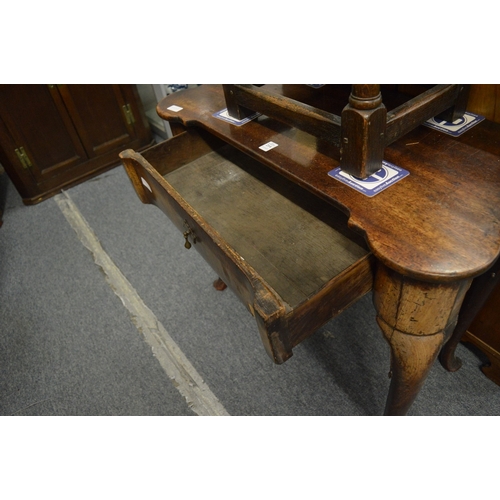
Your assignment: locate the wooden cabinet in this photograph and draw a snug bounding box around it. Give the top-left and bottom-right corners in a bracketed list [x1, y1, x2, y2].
[0, 84, 153, 204]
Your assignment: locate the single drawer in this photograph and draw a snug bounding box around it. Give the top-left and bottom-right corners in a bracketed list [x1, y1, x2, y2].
[120, 129, 375, 364]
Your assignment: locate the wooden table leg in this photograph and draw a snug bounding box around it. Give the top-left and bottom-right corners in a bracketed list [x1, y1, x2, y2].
[373, 264, 471, 416]
[340, 84, 387, 178]
[439, 257, 500, 372]
[213, 277, 227, 291]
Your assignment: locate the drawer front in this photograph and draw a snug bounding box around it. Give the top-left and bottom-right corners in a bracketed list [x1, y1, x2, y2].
[145, 163, 265, 309]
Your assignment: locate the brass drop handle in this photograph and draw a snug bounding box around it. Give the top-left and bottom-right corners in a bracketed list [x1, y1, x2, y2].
[183, 231, 192, 249]
[183, 221, 197, 249]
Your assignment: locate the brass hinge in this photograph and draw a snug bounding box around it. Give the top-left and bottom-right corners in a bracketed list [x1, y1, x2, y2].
[15, 147, 33, 169]
[122, 103, 136, 125]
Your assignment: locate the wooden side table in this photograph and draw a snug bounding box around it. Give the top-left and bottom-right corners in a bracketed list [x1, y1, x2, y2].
[121, 85, 500, 415]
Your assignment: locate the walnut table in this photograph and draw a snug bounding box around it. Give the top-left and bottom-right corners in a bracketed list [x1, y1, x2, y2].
[120, 85, 500, 415]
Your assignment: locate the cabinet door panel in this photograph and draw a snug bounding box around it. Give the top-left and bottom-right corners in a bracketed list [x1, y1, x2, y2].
[58, 84, 136, 157]
[0, 84, 152, 204]
[0, 84, 88, 182]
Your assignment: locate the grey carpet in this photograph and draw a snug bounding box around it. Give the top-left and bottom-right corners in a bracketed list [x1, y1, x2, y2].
[0, 171, 194, 416]
[0, 160, 498, 416]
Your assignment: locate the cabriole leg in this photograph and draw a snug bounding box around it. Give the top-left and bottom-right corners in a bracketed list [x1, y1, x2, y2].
[373, 264, 471, 416]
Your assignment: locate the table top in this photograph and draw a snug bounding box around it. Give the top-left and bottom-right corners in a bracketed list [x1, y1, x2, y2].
[157, 84, 500, 283]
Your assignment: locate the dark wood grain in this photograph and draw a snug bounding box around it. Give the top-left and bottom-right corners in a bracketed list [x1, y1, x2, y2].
[157, 84, 500, 283]
[221, 84, 468, 178]
[0, 84, 153, 204]
[223, 84, 342, 144]
[385, 85, 462, 144]
[340, 84, 386, 177]
[57, 85, 137, 158]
